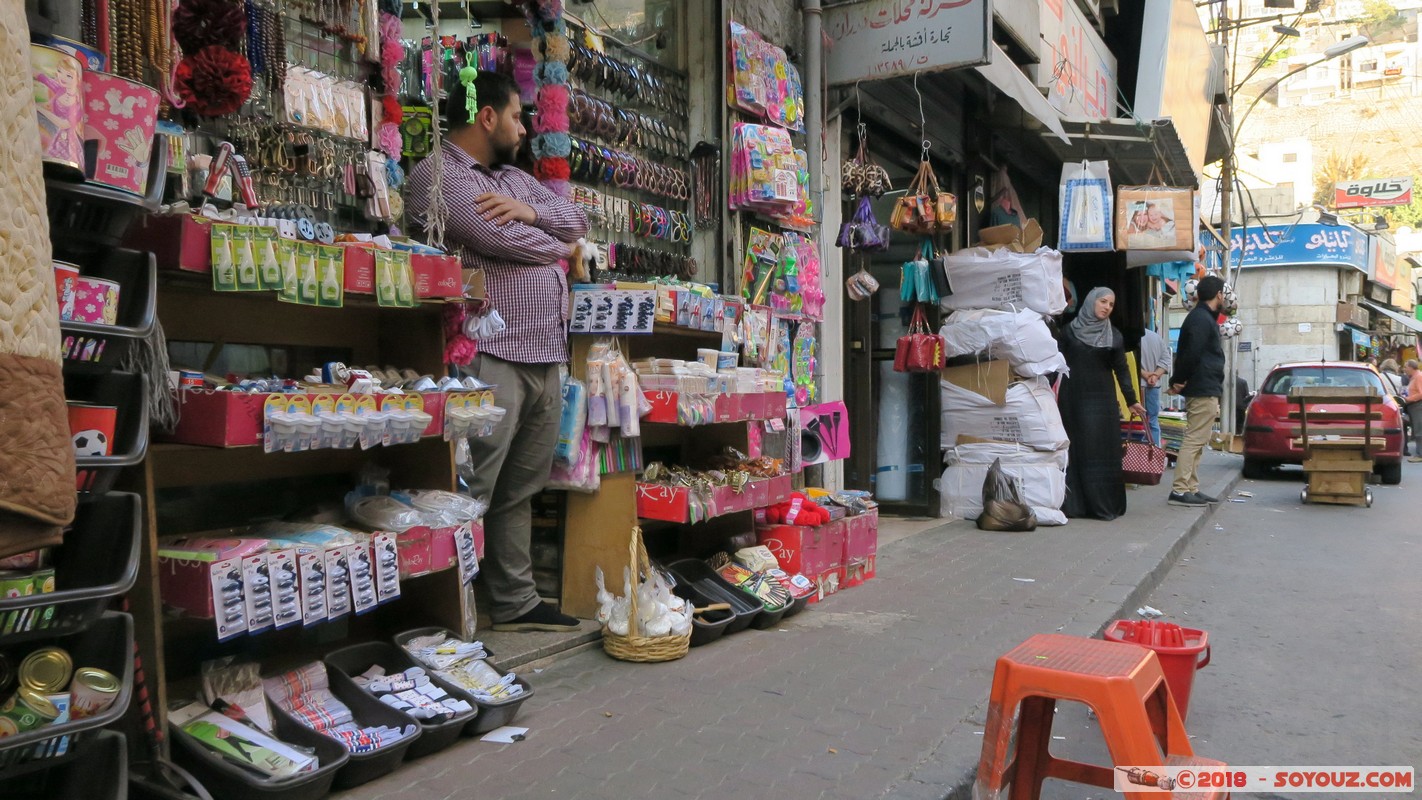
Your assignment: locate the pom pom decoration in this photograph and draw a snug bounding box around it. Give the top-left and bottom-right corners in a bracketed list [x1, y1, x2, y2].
[443, 302, 468, 340]
[173, 0, 246, 53]
[534, 157, 571, 181]
[533, 61, 569, 87]
[379, 123, 403, 159]
[536, 0, 564, 18]
[545, 178, 571, 199]
[445, 335, 478, 366]
[541, 33, 570, 63]
[174, 46, 252, 117]
[381, 95, 403, 125]
[531, 131, 571, 159]
[533, 84, 569, 133]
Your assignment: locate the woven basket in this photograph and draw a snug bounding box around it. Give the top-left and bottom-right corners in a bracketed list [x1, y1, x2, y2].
[601, 526, 691, 663]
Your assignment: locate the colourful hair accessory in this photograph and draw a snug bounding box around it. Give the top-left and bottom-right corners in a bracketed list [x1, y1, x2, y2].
[541, 132, 571, 157]
[533, 84, 569, 132]
[542, 33, 570, 63]
[536, 0, 563, 18]
[545, 178, 571, 198]
[534, 157, 570, 181]
[534, 61, 568, 87]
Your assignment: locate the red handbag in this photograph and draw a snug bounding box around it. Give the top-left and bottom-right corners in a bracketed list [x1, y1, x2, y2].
[1121, 419, 1167, 486]
[893, 304, 946, 373]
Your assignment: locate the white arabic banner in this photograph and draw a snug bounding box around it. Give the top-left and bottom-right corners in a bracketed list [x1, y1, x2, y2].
[825, 0, 990, 86]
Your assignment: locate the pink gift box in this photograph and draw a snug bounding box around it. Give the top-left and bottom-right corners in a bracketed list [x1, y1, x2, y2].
[844, 510, 879, 587]
[70, 277, 120, 326]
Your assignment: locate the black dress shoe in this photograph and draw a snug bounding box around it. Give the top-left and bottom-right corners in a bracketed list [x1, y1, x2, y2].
[492, 603, 580, 632]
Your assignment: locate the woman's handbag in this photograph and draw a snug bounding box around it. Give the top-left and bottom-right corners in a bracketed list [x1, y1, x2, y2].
[837, 196, 892, 252]
[892, 160, 956, 234]
[893, 304, 946, 373]
[1121, 417, 1167, 486]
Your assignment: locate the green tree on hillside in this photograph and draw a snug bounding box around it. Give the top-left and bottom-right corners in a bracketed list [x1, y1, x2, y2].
[1315, 149, 1377, 207]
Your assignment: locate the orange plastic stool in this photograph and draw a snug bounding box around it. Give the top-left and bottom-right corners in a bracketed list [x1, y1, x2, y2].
[974, 634, 1231, 800]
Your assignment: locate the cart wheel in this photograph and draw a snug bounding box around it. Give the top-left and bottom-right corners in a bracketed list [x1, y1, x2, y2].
[1301, 488, 1309, 503]
[1365, 489, 1374, 507]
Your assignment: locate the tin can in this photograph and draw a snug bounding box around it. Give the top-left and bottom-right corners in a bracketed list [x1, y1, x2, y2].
[54, 261, 81, 322]
[29, 568, 55, 596]
[68, 667, 120, 719]
[0, 688, 59, 737]
[81, 71, 160, 196]
[19, 647, 72, 694]
[72, 277, 121, 326]
[178, 370, 205, 390]
[32, 34, 107, 72]
[30, 44, 86, 179]
[0, 571, 35, 600]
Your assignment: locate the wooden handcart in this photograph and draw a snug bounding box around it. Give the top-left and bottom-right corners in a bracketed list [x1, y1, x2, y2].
[1288, 385, 1384, 507]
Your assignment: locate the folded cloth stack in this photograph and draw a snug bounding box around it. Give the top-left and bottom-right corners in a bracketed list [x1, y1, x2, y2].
[353, 665, 473, 723]
[264, 662, 416, 753]
[400, 632, 525, 702]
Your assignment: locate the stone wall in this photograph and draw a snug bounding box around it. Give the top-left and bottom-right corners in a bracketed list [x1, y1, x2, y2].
[729, 0, 803, 53]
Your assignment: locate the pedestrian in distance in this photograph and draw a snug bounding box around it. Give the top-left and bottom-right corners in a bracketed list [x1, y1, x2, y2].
[1167, 276, 1227, 507]
[407, 70, 588, 632]
[1056, 287, 1148, 521]
[1139, 326, 1172, 448]
[1380, 358, 1409, 454]
[1404, 360, 1422, 463]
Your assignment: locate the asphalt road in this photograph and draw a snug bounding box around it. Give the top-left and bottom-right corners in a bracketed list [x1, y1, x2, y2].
[1041, 462, 1422, 799]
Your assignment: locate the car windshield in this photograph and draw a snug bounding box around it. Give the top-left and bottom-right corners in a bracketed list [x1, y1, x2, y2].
[1262, 367, 1386, 395]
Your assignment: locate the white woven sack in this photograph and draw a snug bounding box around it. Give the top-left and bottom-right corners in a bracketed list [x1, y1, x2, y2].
[939, 378, 1069, 452]
[939, 308, 1068, 378]
[938, 442, 1067, 525]
[940, 247, 1066, 316]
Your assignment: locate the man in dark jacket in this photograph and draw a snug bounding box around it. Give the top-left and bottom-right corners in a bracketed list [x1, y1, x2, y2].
[1167, 276, 1226, 507]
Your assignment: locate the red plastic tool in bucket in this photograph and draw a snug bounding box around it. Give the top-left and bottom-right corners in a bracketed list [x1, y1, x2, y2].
[1103, 620, 1210, 720]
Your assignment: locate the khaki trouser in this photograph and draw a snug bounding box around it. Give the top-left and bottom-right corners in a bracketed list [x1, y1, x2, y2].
[1173, 396, 1220, 495]
[462, 355, 562, 622]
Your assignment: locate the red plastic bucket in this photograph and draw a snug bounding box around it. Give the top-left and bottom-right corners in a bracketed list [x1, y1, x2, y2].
[1103, 620, 1210, 720]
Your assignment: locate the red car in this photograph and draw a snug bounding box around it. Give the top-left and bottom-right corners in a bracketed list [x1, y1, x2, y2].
[1243, 362, 1405, 485]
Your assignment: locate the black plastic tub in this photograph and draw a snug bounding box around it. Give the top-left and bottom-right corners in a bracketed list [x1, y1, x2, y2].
[171, 696, 349, 800]
[58, 248, 157, 375]
[780, 592, 810, 620]
[749, 602, 791, 630]
[392, 627, 534, 734]
[64, 370, 149, 501]
[325, 642, 478, 758]
[0, 492, 140, 644]
[0, 729, 125, 800]
[0, 612, 134, 778]
[687, 604, 735, 647]
[266, 664, 421, 790]
[46, 138, 166, 253]
[665, 559, 761, 634]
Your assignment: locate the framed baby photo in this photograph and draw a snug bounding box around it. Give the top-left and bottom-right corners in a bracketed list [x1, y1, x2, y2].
[1114, 186, 1195, 251]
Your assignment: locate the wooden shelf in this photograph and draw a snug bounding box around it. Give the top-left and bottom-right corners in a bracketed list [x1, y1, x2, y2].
[148, 437, 454, 490]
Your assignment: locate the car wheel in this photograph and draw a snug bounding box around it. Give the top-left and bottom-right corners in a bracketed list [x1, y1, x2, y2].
[1242, 458, 1270, 480]
[1378, 461, 1402, 486]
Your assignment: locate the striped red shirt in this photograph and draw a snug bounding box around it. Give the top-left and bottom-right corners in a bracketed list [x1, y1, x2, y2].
[407, 143, 588, 364]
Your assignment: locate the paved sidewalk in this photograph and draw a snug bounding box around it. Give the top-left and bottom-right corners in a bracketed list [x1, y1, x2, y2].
[350, 453, 1240, 800]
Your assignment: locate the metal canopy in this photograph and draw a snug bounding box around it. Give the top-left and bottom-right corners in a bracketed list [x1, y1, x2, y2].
[1360, 299, 1422, 335]
[1038, 117, 1199, 189]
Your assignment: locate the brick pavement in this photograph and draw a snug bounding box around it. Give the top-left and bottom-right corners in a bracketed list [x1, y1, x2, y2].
[346, 454, 1240, 800]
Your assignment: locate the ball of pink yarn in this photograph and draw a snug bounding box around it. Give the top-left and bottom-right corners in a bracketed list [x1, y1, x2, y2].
[379, 123, 402, 158]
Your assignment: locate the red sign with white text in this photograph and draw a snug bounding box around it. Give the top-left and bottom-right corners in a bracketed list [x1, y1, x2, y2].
[1334, 178, 1413, 209]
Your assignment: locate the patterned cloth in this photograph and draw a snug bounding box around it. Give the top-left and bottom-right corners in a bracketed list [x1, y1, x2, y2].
[407, 143, 589, 364]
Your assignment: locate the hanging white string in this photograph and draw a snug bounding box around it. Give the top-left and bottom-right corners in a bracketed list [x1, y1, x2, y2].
[424, 0, 449, 248]
[913, 70, 929, 161]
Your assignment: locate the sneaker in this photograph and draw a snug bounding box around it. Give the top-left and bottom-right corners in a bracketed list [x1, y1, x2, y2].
[492, 603, 580, 632]
[1168, 492, 1208, 507]
[1193, 492, 1219, 504]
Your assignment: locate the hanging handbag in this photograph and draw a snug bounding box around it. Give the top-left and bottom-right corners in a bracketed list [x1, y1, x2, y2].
[1115, 166, 1196, 252]
[837, 196, 891, 252]
[893, 160, 957, 234]
[925, 238, 952, 298]
[893, 303, 947, 373]
[1121, 416, 1167, 486]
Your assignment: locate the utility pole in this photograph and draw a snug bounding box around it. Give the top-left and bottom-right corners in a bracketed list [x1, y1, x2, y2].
[1219, 0, 1237, 436]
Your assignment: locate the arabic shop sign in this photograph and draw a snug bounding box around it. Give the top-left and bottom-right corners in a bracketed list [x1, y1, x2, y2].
[1201, 223, 1370, 273]
[825, 0, 990, 86]
[1334, 177, 1413, 209]
[1036, 0, 1117, 121]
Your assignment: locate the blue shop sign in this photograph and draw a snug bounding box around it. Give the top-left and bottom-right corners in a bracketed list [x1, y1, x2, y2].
[1350, 327, 1371, 348]
[1201, 223, 1370, 272]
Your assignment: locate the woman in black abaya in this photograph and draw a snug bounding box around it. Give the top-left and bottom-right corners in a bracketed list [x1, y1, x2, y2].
[1057, 287, 1147, 520]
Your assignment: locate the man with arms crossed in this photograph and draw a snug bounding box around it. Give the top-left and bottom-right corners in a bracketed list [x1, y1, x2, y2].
[408, 71, 588, 631]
